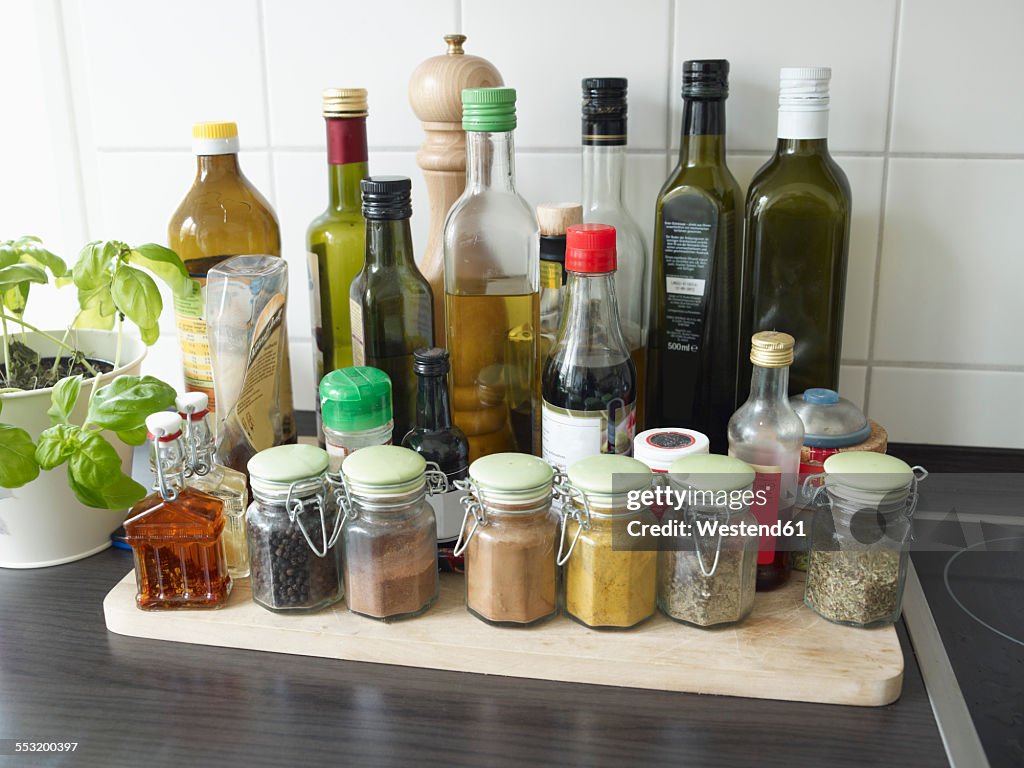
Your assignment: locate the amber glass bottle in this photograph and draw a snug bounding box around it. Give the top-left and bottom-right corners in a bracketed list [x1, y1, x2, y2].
[168, 121, 296, 443]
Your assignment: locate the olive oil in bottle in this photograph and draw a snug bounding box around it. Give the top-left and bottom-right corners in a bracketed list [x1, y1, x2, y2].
[648, 60, 743, 453]
[542, 224, 637, 471]
[740, 67, 851, 397]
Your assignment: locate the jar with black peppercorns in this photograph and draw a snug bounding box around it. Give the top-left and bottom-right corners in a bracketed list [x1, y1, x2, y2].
[246, 444, 344, 613]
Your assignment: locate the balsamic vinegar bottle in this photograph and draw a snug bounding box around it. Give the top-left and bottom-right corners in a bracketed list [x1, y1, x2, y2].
[648, 60, 743, 453]
[740, 67, 851, 398]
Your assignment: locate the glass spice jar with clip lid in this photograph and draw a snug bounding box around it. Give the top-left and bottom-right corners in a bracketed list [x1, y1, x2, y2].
[124, 412, 232, 611]
[560, 454, 657, 629]
[658, 453, 759, 627]
[453, 452, 572, 626]
[804, 451, 927, 628]
[246, 444, 344, 613]
[336, 445, 446, 620]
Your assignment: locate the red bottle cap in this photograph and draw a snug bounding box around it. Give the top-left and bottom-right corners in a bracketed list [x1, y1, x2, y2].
[565, 223, 617, 273]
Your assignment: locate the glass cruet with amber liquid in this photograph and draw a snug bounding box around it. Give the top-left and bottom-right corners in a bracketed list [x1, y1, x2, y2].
[443, 87, 540, 461]
[124, 412, 232, 610]
[176, 392, 250, 579]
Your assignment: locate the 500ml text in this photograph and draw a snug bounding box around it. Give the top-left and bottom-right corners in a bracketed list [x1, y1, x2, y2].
[626, 519, 806, 539]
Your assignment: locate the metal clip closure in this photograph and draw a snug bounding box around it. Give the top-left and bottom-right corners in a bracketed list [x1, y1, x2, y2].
[452, 478, 485, 557]
[552, 470, 590, 567]
[286, 474, 343, 558]
[425, 461, 448, 497]
[691, 509, 724, 579]
[326, 470, 356, 525]
[154, 441, 178, 503]
[180, 404, 210, 478]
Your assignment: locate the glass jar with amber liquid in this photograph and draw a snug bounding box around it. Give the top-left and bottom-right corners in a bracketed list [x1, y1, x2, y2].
[124, 412, 231, 610]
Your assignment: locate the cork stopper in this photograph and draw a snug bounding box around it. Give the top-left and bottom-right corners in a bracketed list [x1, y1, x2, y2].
[408, 34, 503, 125]
[536, 202, 583, 236]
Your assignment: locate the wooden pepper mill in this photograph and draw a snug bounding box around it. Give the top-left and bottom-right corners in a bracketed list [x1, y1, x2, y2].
[408, 34, 503, 348]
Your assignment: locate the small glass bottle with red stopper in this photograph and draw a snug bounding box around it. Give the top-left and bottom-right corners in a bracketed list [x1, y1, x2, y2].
[124, 412, 232, 610]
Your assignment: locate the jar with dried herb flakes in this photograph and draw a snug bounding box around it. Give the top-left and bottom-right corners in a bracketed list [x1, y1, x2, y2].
[338, 445, 444, 620]
[562, 454, 656, 629]
[659, 454, 759, 627]
[455, 453, 560, 626]
[804, 452, 926, 628]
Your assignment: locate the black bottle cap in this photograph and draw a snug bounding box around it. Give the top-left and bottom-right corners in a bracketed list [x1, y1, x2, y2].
[361, 175, 412, 220]
[582, 77, 628, 146]
[682, 59, 729, 99]
[413, 347, 450, 376]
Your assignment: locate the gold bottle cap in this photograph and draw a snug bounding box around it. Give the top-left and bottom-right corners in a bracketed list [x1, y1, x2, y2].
[536, 202, 583, 236]
[750, 331, 795, 368]
[322, 88, 369, 118]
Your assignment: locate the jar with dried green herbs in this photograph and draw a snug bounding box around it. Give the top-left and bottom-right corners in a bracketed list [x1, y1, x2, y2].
[804, 452, 925, 628]
[561, 454, 656, 629]
[658, 454, 758, 628]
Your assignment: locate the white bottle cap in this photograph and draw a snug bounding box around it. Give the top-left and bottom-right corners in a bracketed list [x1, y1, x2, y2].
[778, 66, 831, 110]
[633, 428, 710, 473]
[175, 391, 209, 417]
[145, 412, 183, 440]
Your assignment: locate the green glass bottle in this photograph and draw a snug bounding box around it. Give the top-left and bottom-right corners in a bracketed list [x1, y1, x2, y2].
[740, 67, 851, 398]
[350, 176, 434, 441]
[307, 89, 369, 427]
[648, 60, 743, 453]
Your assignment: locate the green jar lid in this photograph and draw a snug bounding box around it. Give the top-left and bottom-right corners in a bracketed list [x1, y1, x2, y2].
[567, 454, 652, 504]
[341, 444, 426, 496]
[469, 452, 554, 503]
[320, 367, 393, 432]
[462, 87, 517, 133]
[668, 453, 755, 492]
[823, 451, 913, 492]
[248, 444, 329, 484]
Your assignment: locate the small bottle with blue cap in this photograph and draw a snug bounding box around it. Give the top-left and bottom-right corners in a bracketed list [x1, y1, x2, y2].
[124, 411, 232, 611]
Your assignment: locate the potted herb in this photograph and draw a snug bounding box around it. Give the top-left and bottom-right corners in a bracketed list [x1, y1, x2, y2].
[0, 237, 193, 568]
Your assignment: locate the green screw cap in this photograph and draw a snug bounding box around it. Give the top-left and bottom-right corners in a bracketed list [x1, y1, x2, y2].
[319, 367, 393, 432]
[462, 87, 517, 132]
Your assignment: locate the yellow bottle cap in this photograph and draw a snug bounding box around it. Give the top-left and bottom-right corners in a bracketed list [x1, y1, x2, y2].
[750, 330, 795, 368]
[191, 121, 239, 155]
[322, 88, 368, 118]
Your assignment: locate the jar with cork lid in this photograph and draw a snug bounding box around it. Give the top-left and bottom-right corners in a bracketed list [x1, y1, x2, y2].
[454, 452, 561, 626]
[337, 445, 444, 620]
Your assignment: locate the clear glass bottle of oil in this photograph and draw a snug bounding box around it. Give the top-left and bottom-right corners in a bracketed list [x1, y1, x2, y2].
[443, 87, 540, 460]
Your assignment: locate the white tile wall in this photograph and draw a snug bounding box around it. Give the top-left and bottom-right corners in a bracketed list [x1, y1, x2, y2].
[6, 1, 1022, 448]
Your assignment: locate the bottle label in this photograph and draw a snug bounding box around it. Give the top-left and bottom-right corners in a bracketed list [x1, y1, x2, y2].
[746, 462, 782, 566]
[541, 399, 635, 472]
[660, 195, 721, 359]
[540, 259, 563, 290]
[234, 293, 287, 451]
[430, 470, 469, 542]
[173, 276, 217, 409]
[349, 296, 365, 366]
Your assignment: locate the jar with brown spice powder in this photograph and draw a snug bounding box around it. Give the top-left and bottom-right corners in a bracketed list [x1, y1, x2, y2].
[455, 453, 561, 626]
[337, 445, 443, 620]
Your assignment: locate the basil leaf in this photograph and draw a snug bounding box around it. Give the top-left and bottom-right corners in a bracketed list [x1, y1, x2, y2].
[67, 430, 122, 490]
[73, 297, 116, 330]
[98, 470, 147, 509]
[0, 263, 47, 290]
[21, 246, 67, 278]
[72, 241, 115, 291]
[2, 283, 29, 314]
[47, 374, 83, 425]
[87, 375, 176, 432]
[0, 244, 18, 270]
[116, 424, 149, 446]
[129, 243, 193, 298]
[35, 423, 80, 470]
[67, 468, 106, 508]
[111, 265, 162, 339]
[0, 424, 40, 488]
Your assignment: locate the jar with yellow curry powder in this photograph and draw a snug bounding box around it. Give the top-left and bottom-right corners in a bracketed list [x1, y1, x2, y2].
[561, 454, 657, 629]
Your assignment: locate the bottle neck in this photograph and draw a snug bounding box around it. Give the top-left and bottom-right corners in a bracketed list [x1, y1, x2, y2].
[195, 153, 241, 182]
[582, 145, 626, 210]
[560, 271, 629, 352]
[365, 218, 415, 269]
[749, 364, 790, 403]
[679, 98, 726, 166]
[777, 107, 829, 142]
[326, 116, 368, 212]
[151, 439, 186, 495]
[415, 370, 454, 431]
[774, 137, 830, 156]
[466, 130, 517, 193]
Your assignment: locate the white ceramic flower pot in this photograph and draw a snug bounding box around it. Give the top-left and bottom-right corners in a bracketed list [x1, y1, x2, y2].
[0, 330, 147, 568]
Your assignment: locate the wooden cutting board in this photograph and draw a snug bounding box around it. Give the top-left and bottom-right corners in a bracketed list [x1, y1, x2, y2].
[104, 570, 903, 706]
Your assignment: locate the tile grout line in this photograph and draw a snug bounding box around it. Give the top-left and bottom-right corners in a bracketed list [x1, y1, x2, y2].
[255, 0, 277, 204]
[50, 0, 89, 244]
[862, 0, 905, 416]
